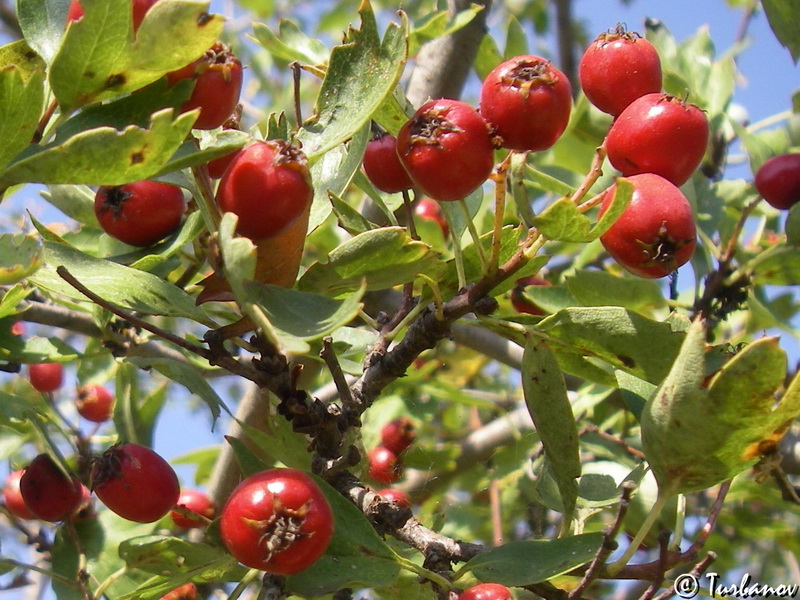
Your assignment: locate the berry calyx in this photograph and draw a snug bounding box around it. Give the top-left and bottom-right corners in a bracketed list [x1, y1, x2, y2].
[19, 454, 85, 522]
[167, 42, 244, 131]
[599, 174, 697, 279]
[579, 25, 662, 116]
[215, 140, 313, 240]
[28, 362, 64, 393]
[363, 132, 414, 193]
[94, 180, 185, 247]
[92, 443, 180, 523]
[754, 154, 800, 210]
[170, 489, 216, 529]
[220, 468, 334, 574]
[480, 55, 573, 152]
[75, 384, 114, 423]
[397, 99, 494, 202]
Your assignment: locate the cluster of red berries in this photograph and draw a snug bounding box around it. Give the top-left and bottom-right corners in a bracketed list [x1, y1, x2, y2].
[366, 417, 415, 506]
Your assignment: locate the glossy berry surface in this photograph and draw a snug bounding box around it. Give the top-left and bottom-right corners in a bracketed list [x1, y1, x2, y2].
[216, 140, 313, 240]
[95, 180, 185, 247]
[459, 583, 514, 600]
[3, 470, 35, 520]
[578, 26, 662, 116]
[480, 55, 572, 152]
[414, 198, 449, 238]
[599, 174, 697, 279]
[160, 583, 197, 600]
[606, 93, 709, 186]
[363, 133, 414, 193]
[92, 443, 180, 523]
[754, 154, 800, 210]
[368, 446, 401, 484]
[28, 362, 64, 393]
[220, 468, 333, 574]
[510, 276, 551, 316]
[167, 42, 243, 130]
[397, 99, 494, 202]
[170, 489, 216, 529]
[380, 417, 416, 455]
[375, 488, 411, 509]
[19, 454, 84, 522]
[75, 384, 114, 423]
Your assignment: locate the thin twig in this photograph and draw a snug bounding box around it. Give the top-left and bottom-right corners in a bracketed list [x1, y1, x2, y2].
[320, 337, 354, 408]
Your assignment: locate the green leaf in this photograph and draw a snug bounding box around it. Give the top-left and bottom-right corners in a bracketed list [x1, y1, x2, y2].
[0, 233, 42, 284]
[239, 416, 312, 471]
[762, 0, 800, 63]
[408, 4, 484, 57]
[49, 0, 224, 109]
[29, 240, 213, 323]
[786, 203, 800, 246]
[460, 533, 604, 586]
[0, 108, 197, 185]
[16, 0, 72, 65]
[531, 179, 632, 243]
[537, 307, 685, 385]
[0, 61, 45, 171]
[285, 476, 400, 597]
[329, 190, 374, 235]
[750, 246, 800, 285]
[566, 270, 667, 313]
[40, 185, 99, 227]
[251, 18, 329, 65]
[298, 1, 408, 162]
[156, 128, 249, 176]
[299, 227, 446, 296]
[642, 319, 800, 495]
[522, 337, 580, 528]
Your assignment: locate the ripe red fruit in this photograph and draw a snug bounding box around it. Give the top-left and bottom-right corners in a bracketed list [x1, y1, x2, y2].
[375, 488, 411, 509]
[220, 468, 334, 574]
[75, 384, 114, 423]
[396, 99, 494, 202]
[67, 0, 157, 30]
[10, 321, 25, 336]
[94, 180, 185, 247]
[578, 25, 662, 116]
[414, 198, 449, 237]
[510, 276, 551, 316]
[3, 470, 35, 520]
[754, 154, 800, 210]
[19, 454, 84, 522]
[599, 174, 697, 279]
[606, 93, 709, 186]
[167, 42, 243, 131]
[216, 140, 313, 240]
[28, 362, 64, 393]
[368, 446, 402, 484]
[459, 583, 514, 600]
[480, 55, 572, 152]
[380, 417, 416, 455]
[92, 443, 180, 523]
[363, 132, 414, 193]
[160, 583, 197, 600]
[170, 489, 216, 529]
[207, 148, 241, 179]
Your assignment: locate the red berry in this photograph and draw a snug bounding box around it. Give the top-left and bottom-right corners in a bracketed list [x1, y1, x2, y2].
[363, 132, 414, 193]
[10, 321, 25, 336]
[75, 384, 114, 423]
[170, 489, 216, 529]
[167, 42, 243, 131]
[380, 417, 416, 455]
[578, 25, 662, 116]
[510, 276, 551, 316]
[3, 470, 35, 520]
[92, 443, 180, 523]
[207, 148, 241, 179]
[28, 362, 64, 393]
[160, 583, 197, 600]
[459, 583, 514, 600]
[94, 180, 185, 247]
[414, 198, 449, 237]
[375, 488, 411, 509]
[480, 55, 572, 152]
[220, 468, 334, 575]
[67, 0, 84, 23]
[67, 0, 157, 31]
[754, 154, 800, 210]
[598, 174, 696, 279]
[215, 140, 313, 240]
[606, 93, 709, 187]
[368, 446, 401, 485]
[19, 454, 84, 522]
[396, 99, 494, 202]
